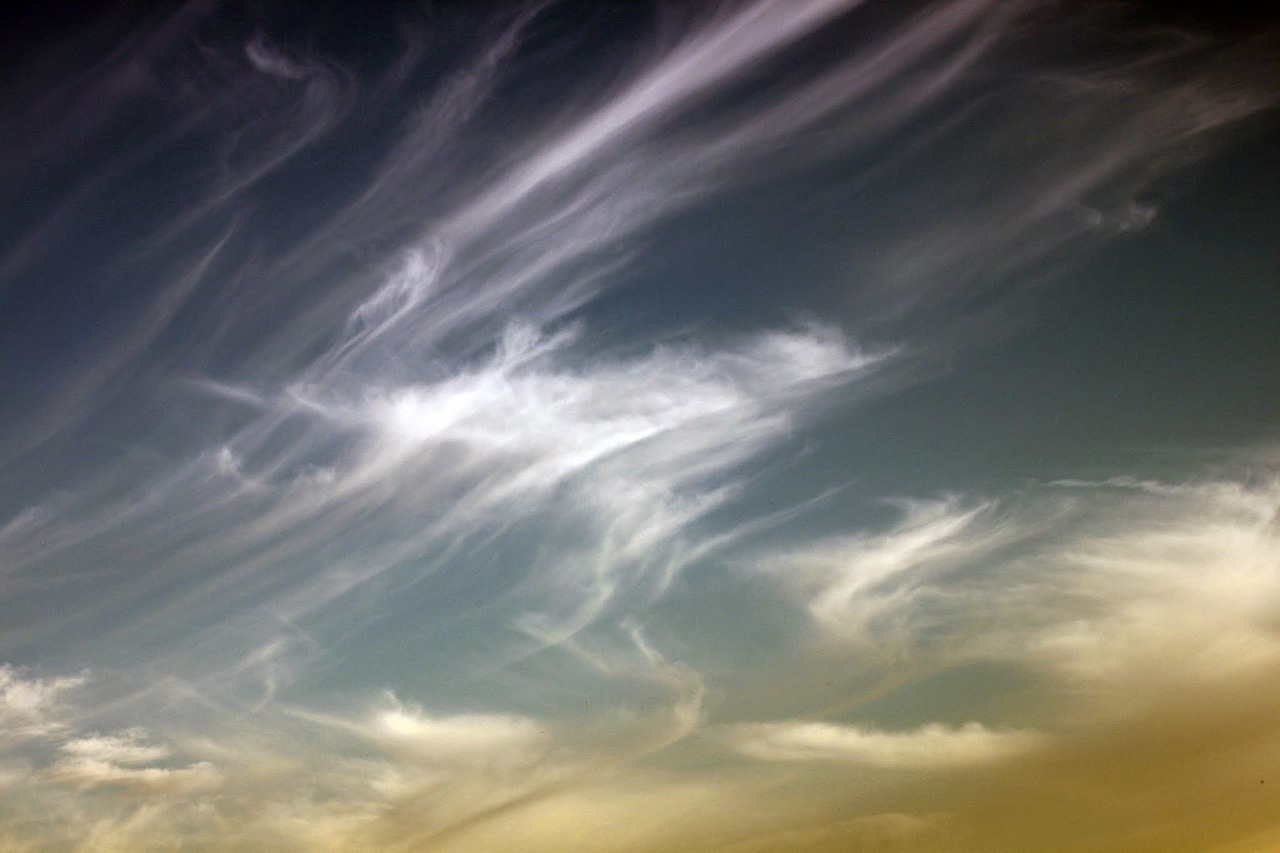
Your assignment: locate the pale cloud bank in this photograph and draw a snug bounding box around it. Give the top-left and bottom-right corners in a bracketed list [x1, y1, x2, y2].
[2, 458, 1268, 848]
[49, 754, 223, 794]
[0, 665, 86, 742]
[363, 698, 551, 771]
[58, 730, 170, 766]
[730, 720, 1044, 768]
[759, 453, 1280, 719]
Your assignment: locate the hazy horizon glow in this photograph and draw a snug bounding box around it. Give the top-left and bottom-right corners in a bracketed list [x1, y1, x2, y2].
[1, 1, 1278, 850]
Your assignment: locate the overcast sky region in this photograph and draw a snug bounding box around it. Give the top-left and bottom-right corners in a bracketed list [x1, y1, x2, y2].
[1, 1, 1278, 850]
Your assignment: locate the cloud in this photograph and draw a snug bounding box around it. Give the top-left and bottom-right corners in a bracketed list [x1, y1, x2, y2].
[762, 497, 1019, 651]
[58, 320, 885, 682]
[730, 720, 1044, 768]
[59, 729, 170, 765]
[49, 756, 223, 794]
[834, 1, 1279, 327]
[728, 461, 1280, 849]
[1024, 471, 1280, 706]
[368, 701, 549, 768]
[0, 2, 1277, 850]
[757, 454, 1280, 709]
[1, 0, 1272, 690]
[5, 0, 1269, 467]
[50, 728, 223, 794]
[0, 665, 86, 742]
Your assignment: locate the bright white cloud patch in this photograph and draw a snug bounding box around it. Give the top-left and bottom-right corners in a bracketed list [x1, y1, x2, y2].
[0, 665, 86, 742]
[59, 729, 170, 765]
[763, 497, 1018, 650]
[730, 720, 1044, 768]
[370, 701, 549, 768]
[49, 728, 223, 793]
[204, 321, 888, 650]
[759, 458, 1280, 722]
[1028, 474, 1280, 701]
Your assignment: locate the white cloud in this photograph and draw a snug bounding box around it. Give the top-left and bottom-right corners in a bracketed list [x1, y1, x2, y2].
[759, 496, 1034, 657]
[0, 665, 86, 742]
[3, 0, 1274, 714]
[59, 730, 170, 766]
[1026, 471, 1280, 699]
[50, 728, 223, 794]
[0, 1, 1277, 849]
[288, 692, 554, 773]
[197, 321, 887, 649]
[49, 757, 223, 793]
[757, 457, 1280, 718]
[370, 702, 549, 768]
[730, 720, 1044, 768]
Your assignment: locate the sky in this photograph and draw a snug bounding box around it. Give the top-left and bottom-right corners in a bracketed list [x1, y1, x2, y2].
[0, 1, 1278, 850]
